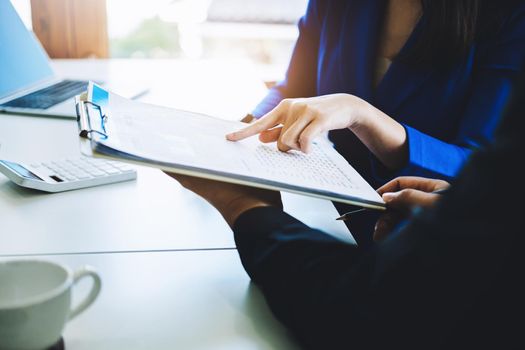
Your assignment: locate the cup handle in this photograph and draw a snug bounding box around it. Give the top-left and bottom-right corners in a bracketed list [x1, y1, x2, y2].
[68, 266, 102, 321]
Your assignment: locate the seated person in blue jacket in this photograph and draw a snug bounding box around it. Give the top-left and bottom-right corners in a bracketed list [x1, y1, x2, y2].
[231, 0, 525, 245]
[166, 66, 525, 348]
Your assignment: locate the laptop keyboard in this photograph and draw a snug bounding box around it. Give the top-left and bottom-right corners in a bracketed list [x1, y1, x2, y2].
[0, 80, 89, 109]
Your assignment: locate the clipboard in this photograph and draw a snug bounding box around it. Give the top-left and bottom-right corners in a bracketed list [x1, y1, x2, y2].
[76, 83, 386, 210]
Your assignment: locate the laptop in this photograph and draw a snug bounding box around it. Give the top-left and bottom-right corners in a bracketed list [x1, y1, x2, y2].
[0, 1, 146, 118]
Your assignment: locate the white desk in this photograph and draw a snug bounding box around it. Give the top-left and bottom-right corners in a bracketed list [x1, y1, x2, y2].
[0, 250, 301, 350]
[0, 59, 353, 256]
[0, 59, 354, 349]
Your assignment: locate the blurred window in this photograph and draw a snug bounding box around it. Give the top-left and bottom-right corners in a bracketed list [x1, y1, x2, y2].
[11, 0, 308, 79]
[10, 0, 32, 29]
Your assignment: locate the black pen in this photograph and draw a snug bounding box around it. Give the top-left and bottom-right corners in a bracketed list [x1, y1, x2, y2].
[335, 187, 449, 221]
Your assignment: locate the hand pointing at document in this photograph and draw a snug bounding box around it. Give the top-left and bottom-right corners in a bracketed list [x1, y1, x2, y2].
[226, 94, 370, 153]
[226, 93, 409, 171]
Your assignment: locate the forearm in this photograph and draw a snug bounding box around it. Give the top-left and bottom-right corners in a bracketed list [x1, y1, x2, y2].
[350, 102, 475, 179]
[350, 101, 408, 170]
[212, 196, 273, 228]
[167, 173, 280, 228]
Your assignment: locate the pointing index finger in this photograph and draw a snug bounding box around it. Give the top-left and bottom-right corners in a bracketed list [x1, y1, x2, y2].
[226, 105, 284, 141]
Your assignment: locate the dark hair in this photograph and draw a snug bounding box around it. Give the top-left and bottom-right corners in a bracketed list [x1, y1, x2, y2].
[404, 0, 510, 67]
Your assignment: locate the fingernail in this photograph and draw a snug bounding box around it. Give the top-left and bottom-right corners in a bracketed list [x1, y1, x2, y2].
[382, 192, 396, 202]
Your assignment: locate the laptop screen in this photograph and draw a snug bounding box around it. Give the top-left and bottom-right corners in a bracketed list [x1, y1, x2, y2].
[0, 1, 54, 99]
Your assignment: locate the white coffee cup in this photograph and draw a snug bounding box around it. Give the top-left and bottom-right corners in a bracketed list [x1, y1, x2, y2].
[0, 260, 101, 350]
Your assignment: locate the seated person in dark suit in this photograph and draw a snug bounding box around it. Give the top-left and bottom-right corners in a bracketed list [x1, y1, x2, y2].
[166, 72, 525, 348]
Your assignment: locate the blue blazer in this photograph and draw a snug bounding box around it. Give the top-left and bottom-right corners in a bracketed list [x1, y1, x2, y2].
[252, 0, 525, 184]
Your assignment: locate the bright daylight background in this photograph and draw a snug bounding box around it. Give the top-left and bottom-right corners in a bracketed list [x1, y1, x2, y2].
[11, 0, 308, 83]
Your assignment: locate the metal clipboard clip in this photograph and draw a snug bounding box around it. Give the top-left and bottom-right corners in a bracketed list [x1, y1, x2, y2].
[75, 95, 109, 140]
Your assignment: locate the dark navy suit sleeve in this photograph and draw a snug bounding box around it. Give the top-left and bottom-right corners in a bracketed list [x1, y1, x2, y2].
[233, 84, 525, 348]
[234, 164, 521, 348]
[251, 1, 322, 118]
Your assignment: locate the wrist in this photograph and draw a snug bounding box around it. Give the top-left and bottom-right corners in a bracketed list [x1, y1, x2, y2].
[341, 98, 408, 169]
[346, 95, 374, 131]
[211, 195, 272, 228]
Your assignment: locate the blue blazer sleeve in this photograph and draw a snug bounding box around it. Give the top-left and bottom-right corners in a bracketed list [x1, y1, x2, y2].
[396, 8, 525, 179]
[251, 1, 322, 118]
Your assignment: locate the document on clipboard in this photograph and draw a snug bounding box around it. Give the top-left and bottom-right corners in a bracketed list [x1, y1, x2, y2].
[75, 82, 385, 210]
